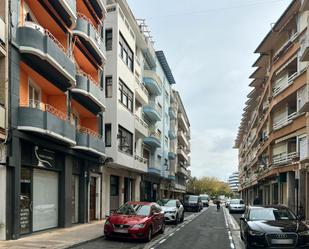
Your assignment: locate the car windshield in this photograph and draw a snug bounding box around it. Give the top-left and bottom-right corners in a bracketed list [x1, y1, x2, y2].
[249, 208, 297, 221]
[200, 196, 208, 201]
[230, 199, 244, 204]
[188, 196, 198, 202]
[157, 199, 177, 207]
[116, 203, 151, 216]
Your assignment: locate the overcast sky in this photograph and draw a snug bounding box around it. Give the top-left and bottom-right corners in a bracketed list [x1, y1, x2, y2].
[127, 0, 291, 181]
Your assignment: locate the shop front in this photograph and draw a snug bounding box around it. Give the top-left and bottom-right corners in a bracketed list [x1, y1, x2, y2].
[140, 174, 161, 202]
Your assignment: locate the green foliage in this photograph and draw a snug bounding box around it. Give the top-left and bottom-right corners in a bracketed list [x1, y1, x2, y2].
[187, 176, 233, 197]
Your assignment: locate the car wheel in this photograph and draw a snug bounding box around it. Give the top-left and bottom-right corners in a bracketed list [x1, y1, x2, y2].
[159, 222, 165, 234]
[105, 235, 111, 240]
[146, 227, 152, 242]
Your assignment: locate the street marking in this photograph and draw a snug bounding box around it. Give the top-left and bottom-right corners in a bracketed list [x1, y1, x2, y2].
[169, 233, 174, 237]
[223, 207, 237, 249]
[158, 239, 166, 244]
[176, 228, 180, 231]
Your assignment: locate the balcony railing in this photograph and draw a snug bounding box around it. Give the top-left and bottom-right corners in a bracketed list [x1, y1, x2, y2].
[135, 77, 149, 97]
[27, 100, 67, 120]
[273, 72, 298, 96]
[273, 32, 298, 62]
[273, 112, 297, 130]
[272, 152, 299, 166]
[135, 114, 149, 131]
[134, 155, 149, 165]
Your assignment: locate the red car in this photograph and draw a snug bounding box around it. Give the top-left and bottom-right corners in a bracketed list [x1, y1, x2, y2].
[104, 202, 165, 241]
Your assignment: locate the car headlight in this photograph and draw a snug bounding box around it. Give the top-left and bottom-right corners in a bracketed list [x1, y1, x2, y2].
[249, 230, 264, 236]
[166, 210, 176, 214]
[132, 223, 146, 229]
[299, 230, 309, 236]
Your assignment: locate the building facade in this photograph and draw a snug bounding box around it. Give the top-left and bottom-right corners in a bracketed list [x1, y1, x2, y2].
[5, 0, 107, 240]
[228, 172, 239, 193]
[0, 0, 8, 241]
[235, 0, 309, 217]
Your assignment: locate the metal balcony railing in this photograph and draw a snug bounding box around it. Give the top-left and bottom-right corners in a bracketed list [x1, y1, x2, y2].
[77, 126, 102, 139]
[135, 114, 149, 129]
[272, 151, 299, 165]
[134, 155, 149, 165]
[135, 77, 149, 96]
[273, 32, 298, 62]
[273, 112, 297, 130]
[273, 72, 298, 96]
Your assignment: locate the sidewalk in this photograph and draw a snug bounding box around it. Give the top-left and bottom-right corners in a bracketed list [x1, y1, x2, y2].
[0, 221, 104, 249]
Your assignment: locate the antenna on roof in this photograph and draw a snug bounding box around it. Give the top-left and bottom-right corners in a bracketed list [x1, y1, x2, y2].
[136, 18, 155, 44]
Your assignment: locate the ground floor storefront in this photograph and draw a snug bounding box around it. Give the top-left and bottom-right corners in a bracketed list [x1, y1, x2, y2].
[5, 132, 104, 240]
[101, 166, 141, 217]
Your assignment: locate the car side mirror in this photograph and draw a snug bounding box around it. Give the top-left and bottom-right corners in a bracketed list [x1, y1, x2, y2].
[240, 214, 246, 221]
[176, 204, 180, 208]
[297, 215, 304, 221]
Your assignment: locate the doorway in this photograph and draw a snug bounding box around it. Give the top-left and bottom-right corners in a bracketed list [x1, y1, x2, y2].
[90, 177, 96, 221]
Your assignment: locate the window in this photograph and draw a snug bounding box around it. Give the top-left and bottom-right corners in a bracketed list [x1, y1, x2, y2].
[28, 79, 41, 108]
[119, 79, 133, 112]
[119, 32, 134, 72]
[110, 175, 119, 196]
[118, 126, 133, 155]
[105, 29, 113, 51]
[105, 76, 113, 98]
[105, 124, 112, 147]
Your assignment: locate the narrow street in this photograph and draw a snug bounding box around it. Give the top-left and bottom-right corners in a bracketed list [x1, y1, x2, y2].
[72, 206, 237, 249]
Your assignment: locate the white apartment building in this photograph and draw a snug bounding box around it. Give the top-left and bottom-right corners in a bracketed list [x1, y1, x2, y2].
[228, 172, 239, 193]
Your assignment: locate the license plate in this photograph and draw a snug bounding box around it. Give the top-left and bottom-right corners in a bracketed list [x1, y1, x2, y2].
[271, 239, 293, 245]
[114, 229, 128, 234]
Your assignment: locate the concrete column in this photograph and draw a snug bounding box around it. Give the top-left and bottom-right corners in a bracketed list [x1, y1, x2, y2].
[119, 176, 124, 207]
[287, 171, 296, 212]
[0, 165, 6, 240]
[102, 169, 110, 217]
[270, 184, 274, 205]
[133, 176, 141, 201]
[59, 155, 73, 228]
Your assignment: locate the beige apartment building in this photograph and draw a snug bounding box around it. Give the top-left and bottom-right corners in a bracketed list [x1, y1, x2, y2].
[235, 0, 309, 218]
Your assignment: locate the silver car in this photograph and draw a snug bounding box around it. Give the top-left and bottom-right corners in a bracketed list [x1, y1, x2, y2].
[228, 199, 245, 213]
[158, 199, 185, 225]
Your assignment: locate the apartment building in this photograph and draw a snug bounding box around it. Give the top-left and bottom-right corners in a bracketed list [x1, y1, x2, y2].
[235, 0, 309, 216]
[170, 90, 191, 199]
[102, 0, 180, 214]
[0, 0, 8, 241]
[228, 172, 239, 193]
[5, 0, 106, 240]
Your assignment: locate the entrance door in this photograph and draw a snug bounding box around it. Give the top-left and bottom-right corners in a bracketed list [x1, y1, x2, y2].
[20, 167, 32, 235]
[110, 175, 119, 211]
[33, 169, 58, 232]
[124, 177, 131, 203]
[90, 177, 96, 220]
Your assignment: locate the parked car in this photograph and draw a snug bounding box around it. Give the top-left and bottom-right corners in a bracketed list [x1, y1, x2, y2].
[184, 195, 203, 212]
[199, 194, 209, 207]
[104, 202, 165, 241]
[229, 199, 246, 213]
[157, 199, 185, 224]
[240, 205, 309, 248]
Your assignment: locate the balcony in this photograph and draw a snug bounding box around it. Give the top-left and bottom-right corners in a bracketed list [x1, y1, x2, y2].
[168, 152, 177, 160]
[177, 146, 188, 162]
[178, 112, 189, 132]
[0, 17, 6, 57]
[73, 13, 106, 66]
[135, 115, 148, 137]
[187, 156, 191, 166]
[135, 77, 149, 106]
[88, 0, 107, 20]
[72, 71, 105, 114]
[168, 130, 177, 140]
[17, 22, 76, 89]
[0, 105, 5, 139]
[143, 70, 162, 96]
[143, 129, 161, 149]
[48, 0, 77, 28]
[273, 32, 298, 62]
[301, 0, 309, 11]
[142, 38, 156, 69]
[174, 183, 186, 192]
[18, 102, 76, 145]
[300, 30, 309, 62]
[142, 101, 162, 122]
[272, 152, 299, 166]
[74, 127, 105, 157]
[298, 85, 309, 113]
[134, 155, 148, 173]
[273, 72, 298, 97]
[148, 166, 161, 175]
[169, 107, 177, 120]
[273, 112, 298, 131]
[135, 56, 142, 78]
[178, 130, 189, 147]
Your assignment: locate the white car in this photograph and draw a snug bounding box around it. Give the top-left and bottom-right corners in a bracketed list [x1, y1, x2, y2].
[228, 199, 245, 213]
[158, 199, 185, 225]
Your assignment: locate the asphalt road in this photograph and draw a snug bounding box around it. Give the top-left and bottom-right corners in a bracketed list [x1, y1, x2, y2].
[70, 210, 203, 249]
